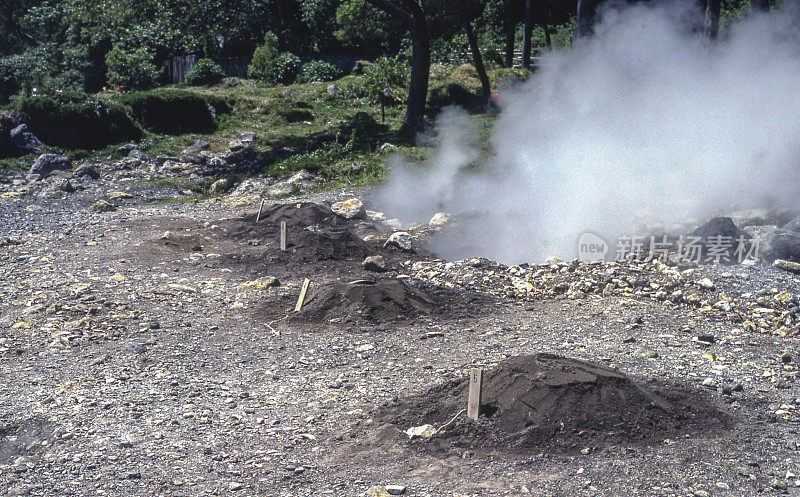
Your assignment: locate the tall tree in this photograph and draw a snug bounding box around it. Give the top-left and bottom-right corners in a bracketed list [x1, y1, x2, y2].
[575, 0, 599, 38]
[704, 0, 721, 39]
[458, 0, 490, 98]
[521, 0, 533, 68]
[364, 0, 430, 135]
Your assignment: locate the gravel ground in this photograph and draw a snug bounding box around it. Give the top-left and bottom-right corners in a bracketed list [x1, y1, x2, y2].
[2, 175, 800, 497]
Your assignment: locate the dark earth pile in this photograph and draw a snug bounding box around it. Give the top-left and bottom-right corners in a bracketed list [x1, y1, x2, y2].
[373, 353, 730, 452]
[295, 279, 435, 323]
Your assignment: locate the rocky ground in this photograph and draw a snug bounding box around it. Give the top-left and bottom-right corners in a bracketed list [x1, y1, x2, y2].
[3, 157, 800, 497]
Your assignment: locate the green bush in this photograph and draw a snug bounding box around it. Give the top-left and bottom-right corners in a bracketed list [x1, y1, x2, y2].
[248, 32, 301, 85]
[296, 60, 342, 83]
[105, 46, 159, 90]
[337, 111, 387, 151]
[0, 43, 89, 104]
[116, 90, 231, 135]
[11, 93, 141, 150]
[185, 58, 225, 86]
[362, 55, 409, 105]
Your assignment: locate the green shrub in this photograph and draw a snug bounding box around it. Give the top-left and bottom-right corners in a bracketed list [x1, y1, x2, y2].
[10, 93, 141, 150]
[296, 60, 342, 83]
[362, 55, 409, 105]
[185, 58, 225, 86]
[0, 43, 89, 104]
[105, 46, 159, 90]
[247, 32, 301, 85]
[116, 90, 230, 135]
[337, 111, 387, 151]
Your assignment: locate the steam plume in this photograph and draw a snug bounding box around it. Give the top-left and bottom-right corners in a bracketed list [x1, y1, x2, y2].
[375, 1, 800, 264]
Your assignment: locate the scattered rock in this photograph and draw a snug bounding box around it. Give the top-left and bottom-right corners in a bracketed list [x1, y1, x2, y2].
[327, 83, 337, 95]
[210, 178, 233, 194]
[89, 200, 116, 213]
[73, 164, 100, 179]
[385, 485, 407, 496]
[29, 154, 71, 179]
[117, 144, 137, 156]
[228, 482, 244, 491]
[10, 124, 42, 155]
[775, 259, 800, 274]
[380, 143, 398, 153]
[184, 139, 209, 154]
[128, 149, 149, 161]
[384, 232, 412, 251]
[267, 170, 316, 197]
[363, 255, 387, 272]
[331, 198, 366, 220]
[780, 352, 793, 364]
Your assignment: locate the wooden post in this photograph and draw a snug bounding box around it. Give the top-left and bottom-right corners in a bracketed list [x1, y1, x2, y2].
[280, 221, 287, 251]
[256, 199, 265, 223]
[467, 368, 483, 421]
[295, 278, 310, 312]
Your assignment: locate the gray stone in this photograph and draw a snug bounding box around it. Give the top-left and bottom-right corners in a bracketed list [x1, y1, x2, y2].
[730, 208, 772, 228]
[384, 232, 412, 251]
[757, 228, 800, 262]
[331, 198, 366, 219]
[73, 164, 99, 179]
[363, 255, 387, 272]
[783, 215, 800, 233]
[9, 124, 42, 154]
[117, 144, 137, 156]
[154, 155, 178, 167]
[184, 139, 209, 154]
[266, 170, 316, 197]
[326, 83, 337, 95]
[128, 149, 149, 161]
[743, 225, 777, 239]
[29, 154, 71, 179]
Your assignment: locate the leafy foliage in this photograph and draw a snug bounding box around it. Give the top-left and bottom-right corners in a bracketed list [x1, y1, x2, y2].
[105, 46, 159, 90]
[248, 32, 302, 85]
[185, 58, 225, 86]
[362, 55, 409, 105]
[296, 60, 342, 83]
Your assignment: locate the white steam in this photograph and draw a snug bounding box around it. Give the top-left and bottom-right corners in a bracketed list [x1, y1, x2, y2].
[376, 1, 800, 264]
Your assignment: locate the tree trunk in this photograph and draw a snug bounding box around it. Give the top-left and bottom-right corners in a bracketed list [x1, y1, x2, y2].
[543, 0, 553, 50]
[460, 4, 491, 98]
[504, 16, 516, 67]
[750, 0, 769, 12]
[575, 0, 599, 38]
[522, 0, 533, 68]
[704, 0, 721, 39]
[400, 6, 430, 136]
[364, 0, 431, 136]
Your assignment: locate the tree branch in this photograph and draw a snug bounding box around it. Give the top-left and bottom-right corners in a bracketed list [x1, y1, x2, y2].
[364, 0, 412, 25]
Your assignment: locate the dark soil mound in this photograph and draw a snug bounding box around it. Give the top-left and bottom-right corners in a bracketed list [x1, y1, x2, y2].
[262, 202, 345, 228]
[286, 228, 372, 261]
[374, 354, 729, 452]
[295, 279, 435, 322]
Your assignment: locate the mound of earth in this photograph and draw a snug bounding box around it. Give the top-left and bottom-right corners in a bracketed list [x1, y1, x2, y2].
[295, 279, 435, 322]
[373, 354, 729, 452]
[285, 227, 372, 261]
[262, 202, 346, 228]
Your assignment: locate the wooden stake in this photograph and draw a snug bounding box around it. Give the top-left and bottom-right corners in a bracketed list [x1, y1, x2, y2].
[295, 278, 310, 312]
[255, 199, 265, 223]
[280, 221, 287, 251]
[467, 368, 483, 421]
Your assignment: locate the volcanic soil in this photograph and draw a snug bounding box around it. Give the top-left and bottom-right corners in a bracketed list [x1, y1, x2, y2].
[2, 188, 800, 497]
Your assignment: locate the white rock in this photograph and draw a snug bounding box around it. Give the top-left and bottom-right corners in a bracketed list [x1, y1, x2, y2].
[405, 424, 436, 439]
[386, 485, 407, 495]
[428, 212, 450, 228]
[331, 198, 366, 219]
